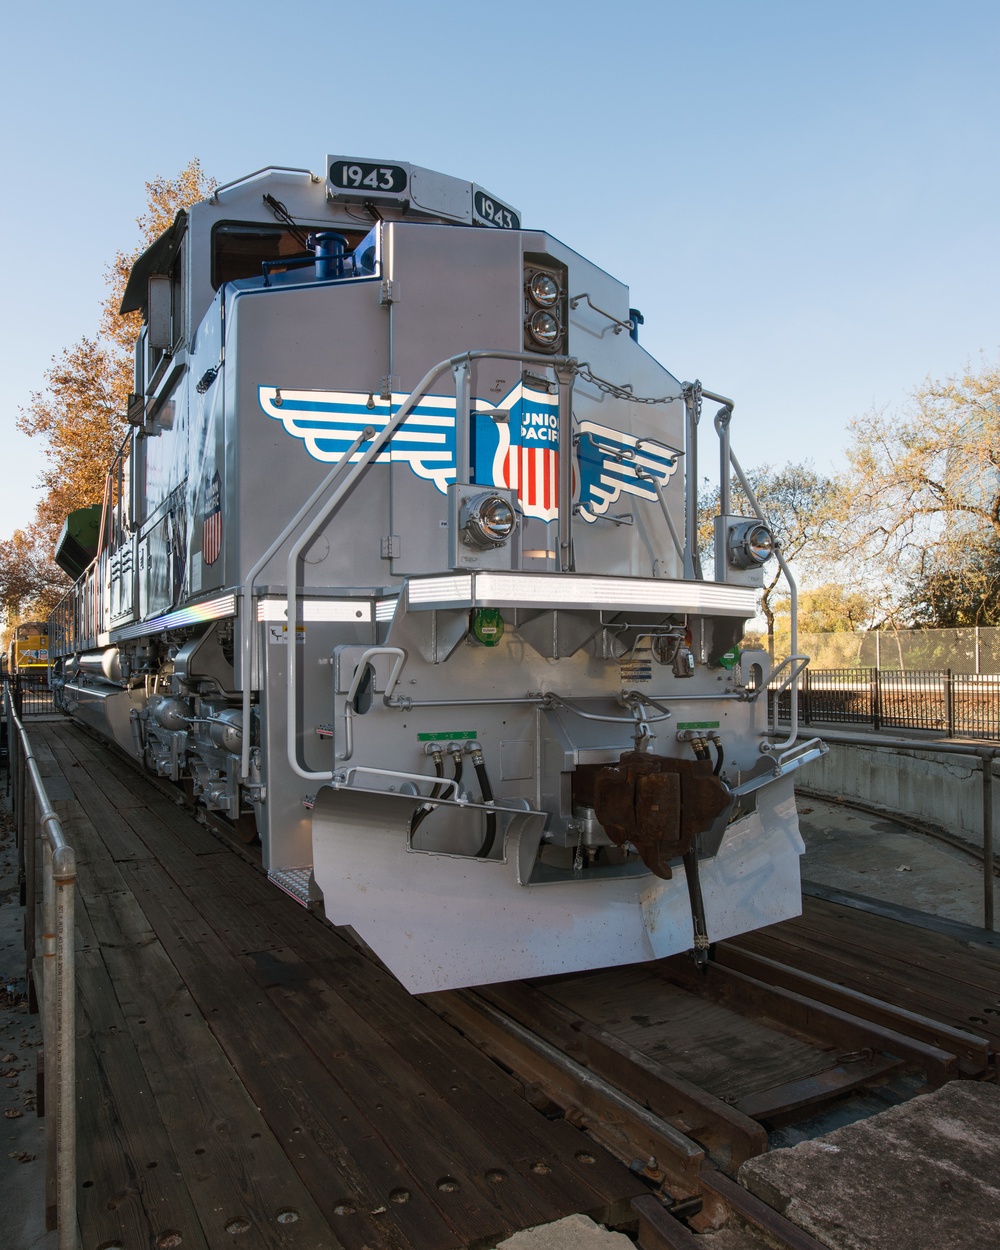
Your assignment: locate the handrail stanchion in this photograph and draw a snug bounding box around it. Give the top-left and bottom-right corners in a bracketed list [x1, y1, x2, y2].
[3, 687, 78, 1249]
[982, 749, 994, 931]
[42, 838, 57, 1227]
[53, 838, 77, 1247]
[24, 758, 36, 971]
[16, 715, 26, 884]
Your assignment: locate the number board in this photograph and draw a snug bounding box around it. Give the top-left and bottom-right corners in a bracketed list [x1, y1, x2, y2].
[472, 188, 521, 230]
[328, 157, 410, 200]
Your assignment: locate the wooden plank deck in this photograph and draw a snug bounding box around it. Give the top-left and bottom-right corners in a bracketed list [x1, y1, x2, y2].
[31, 719, 645, 1250]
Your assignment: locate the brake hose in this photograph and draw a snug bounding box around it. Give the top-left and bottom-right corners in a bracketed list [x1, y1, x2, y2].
[685, 737, 713, 968]
[470, 746, 497, 858]
[409, 749, 445, 835]
[683, 848, 711, 972]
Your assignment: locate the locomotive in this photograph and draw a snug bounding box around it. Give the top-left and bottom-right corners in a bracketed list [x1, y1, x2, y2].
[7, 621, 49, 682]
[48, 156, 823, 992]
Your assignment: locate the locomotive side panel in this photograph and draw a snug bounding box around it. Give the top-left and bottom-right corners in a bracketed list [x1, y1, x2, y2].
[231, 277, 393, 593]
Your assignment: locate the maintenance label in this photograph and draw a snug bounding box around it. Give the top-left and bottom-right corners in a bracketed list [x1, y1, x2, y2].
[619, 659, 653, 683]
[417, 730, 478, 741]
[677, 721, 721, 730]
[268, 625, 306, 645]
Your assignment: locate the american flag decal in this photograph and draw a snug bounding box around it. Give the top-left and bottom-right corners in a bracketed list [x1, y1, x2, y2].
[202, 471, 222, 565]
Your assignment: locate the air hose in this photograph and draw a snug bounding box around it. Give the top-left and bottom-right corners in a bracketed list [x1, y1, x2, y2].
[409, 743, 496, 858]
[469, 745, 497, 858]
[409, 748, 445, 836]
[685, 737, 713, 970]
[682, 848, 710, 972]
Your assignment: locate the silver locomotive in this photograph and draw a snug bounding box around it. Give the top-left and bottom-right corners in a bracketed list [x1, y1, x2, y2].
[49, 156, 823, 992]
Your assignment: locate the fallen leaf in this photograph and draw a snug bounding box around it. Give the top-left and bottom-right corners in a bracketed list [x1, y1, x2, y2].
[4, 1109, 23, 1119]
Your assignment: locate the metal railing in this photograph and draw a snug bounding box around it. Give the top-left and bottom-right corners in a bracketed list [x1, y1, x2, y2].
[3, 683, 77, 1248]
[7, 672, 55, 718]
[770, 667, 1000, 740]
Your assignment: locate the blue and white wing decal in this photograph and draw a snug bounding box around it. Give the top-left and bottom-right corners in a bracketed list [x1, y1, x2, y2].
[259, 387, 457, 494]
[260, 384, 680, 519]
[576, 419, 681, 523]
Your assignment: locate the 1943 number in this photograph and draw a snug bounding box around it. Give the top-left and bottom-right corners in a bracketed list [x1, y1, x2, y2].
[329, 161, 408, 195]
[474, 191, 521, 230]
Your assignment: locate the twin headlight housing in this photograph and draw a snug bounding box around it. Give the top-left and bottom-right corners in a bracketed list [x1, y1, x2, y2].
[524, 257, 567, 354]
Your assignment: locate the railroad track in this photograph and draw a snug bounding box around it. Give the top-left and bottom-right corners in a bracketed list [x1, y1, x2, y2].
[423, 950, 994, 1247]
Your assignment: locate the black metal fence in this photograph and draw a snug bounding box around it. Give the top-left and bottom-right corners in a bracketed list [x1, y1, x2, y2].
[7, 674, 54, 718]
[771, 668, 1000, 739]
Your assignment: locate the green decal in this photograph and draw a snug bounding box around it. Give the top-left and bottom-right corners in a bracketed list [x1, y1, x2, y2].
[417, 730, 478, 741]
[717, 646, 740, 670]
[677, 721, 721, 730]
[472, 607, 504, 646]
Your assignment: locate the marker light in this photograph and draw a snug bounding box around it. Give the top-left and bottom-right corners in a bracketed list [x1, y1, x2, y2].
[528, 309, 560, 348]
[528, 271, 560, 307]
[460, 494, 516, 549]
[728, 520, 776, 569]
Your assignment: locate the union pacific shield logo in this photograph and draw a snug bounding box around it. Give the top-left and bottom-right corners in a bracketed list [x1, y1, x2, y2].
[259, 383, 679, 523]
[474, 384, 561, 521]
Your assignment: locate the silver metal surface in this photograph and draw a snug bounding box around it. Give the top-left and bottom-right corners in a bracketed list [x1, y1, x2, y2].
[267, 866, 315, 906]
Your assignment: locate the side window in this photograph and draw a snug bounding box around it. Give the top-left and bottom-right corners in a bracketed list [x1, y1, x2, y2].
[211, 222, 368, 288]
[146, 247, 185, 376]
[212, 223, 311, 288]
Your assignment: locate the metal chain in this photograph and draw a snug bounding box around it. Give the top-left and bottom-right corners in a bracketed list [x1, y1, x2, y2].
[575, 364, 679, 405]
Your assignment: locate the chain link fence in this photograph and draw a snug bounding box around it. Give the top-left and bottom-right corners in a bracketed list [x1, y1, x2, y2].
[753, 626, 1000, 674]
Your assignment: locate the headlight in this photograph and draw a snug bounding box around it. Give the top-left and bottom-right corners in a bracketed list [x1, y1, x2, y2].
[728, 520, 775, 569]
[461, 494, 516, 548]
[528, 309, 561, 349]
[528, 271, 559, 307]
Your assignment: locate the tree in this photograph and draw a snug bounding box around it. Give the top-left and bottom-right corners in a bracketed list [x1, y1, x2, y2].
[0, 526, 71, 620]
[101, 159, 215, 353]
[767, 582, 881, 667]
[3, 160, 215, 624]
[835, 355, 1000, 625]
[699, 462, 839, 656]
[901, 548, 1000, 627]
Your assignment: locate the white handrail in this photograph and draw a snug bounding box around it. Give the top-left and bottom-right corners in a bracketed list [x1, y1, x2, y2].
[283, 349, 577, 782]
[239, 424, 376, 779]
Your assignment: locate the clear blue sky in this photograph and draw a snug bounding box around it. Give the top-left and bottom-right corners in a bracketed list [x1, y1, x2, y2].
[1, 0, 997, 542]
